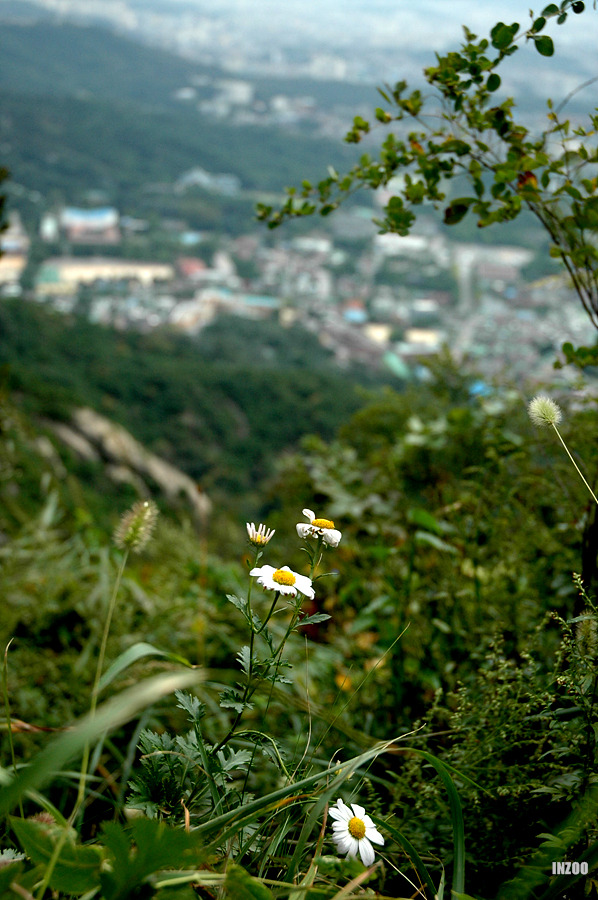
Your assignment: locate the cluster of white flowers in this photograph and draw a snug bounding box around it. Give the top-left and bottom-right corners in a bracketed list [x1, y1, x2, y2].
[245, 511, 384, 863]
[247, 509, 342, 600]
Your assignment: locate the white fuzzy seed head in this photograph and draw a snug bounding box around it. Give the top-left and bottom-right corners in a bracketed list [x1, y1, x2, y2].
[528, 395, 562, 428]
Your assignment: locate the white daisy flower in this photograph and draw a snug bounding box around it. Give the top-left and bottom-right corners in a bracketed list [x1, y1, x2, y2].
[246, 522, 275, 546]
[296, 508, 342, 547]
[329, 798, 384, 866]
[249, 564, 314, 599]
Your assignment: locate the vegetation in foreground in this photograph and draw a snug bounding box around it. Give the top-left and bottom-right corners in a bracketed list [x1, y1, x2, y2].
[2, 2, 598, 897]
[1, 368, 598, 898]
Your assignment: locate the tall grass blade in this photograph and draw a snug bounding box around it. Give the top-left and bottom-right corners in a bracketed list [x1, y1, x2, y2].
[97, 641, 197, 693]
[0, 669, 203, 816]
[407, 750, 465, 896]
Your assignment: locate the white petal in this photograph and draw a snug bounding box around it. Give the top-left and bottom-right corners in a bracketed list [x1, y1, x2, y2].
[302, 508, 315, 521]
[329, 799, 351, 821]
[296, 524, 310, 538]
[365, 825, 384, 845]
[250, 564, 274, 578]
[334, 834, 353, 853]
[322, 529, 342, 547]
[358, 837, 375, 866]
[350, 803, 366, 819]
[294, 574, 315, 599]
[277, 583, 298, 595]
[345, 836, 360, 858]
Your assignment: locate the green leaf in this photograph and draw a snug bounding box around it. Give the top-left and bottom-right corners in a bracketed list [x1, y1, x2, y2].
[490, 21, 519, 49]
[10, 817, 103, 894]
[175, 689, 205, 722]
[297, 612, 331, 627]
[541, 3, 559, 13]
[98, 642, 196, 693]
[216, 748, 254, 772]
[0, 858, 24, 894]
[414, 531, 458, 553]
[371, 817, 438, 899]
[487, 73, 501, 92]
[532, 16, 547, 32]
[407, 507, 443, 533]
[227, 593, 248, 612]
[432, 618, 452, 634]
[236, 645, 251, 676]
[534, 35, 555, 55]
[444, 201, 472, 225]
[409, 750, 466, 896]
[440, 138, 471, 156]
[100, 819, 207, 900]
[224, 865, 274, 899]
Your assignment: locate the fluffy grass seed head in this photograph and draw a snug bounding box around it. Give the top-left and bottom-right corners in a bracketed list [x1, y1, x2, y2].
[528, 394, 562, 428]
[114, 500, 158, 552]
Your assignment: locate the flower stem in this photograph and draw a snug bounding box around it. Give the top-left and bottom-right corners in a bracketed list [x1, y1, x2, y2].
[37, 551, 129, 900]
[3, 640, 23, 818]
[553, 423, 598, 505]
[72, 548, 129, 820]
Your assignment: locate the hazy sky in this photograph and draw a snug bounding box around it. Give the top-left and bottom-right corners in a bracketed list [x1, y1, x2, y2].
[146, 0, 597, 52]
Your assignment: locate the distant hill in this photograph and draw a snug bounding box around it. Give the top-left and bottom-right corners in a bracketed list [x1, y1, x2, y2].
[0, 20, 361, 207]
[0, 300, 382, 500]
[0, 21, 214, 108]
[0, 90, 357, 204]
[0, 18, 378, 111]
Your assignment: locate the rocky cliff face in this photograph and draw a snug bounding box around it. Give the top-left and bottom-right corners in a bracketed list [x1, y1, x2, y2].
[49, 407, 211, 523]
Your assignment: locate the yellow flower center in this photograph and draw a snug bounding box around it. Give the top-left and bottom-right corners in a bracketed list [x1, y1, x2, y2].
[273, 569, 296, 586]
[312, 517, 335, 529]
[348, 816, 366, 840]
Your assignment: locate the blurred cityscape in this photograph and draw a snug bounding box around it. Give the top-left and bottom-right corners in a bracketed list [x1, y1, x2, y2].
[1, 196, 592, 384]
[1, 0, 596, 387]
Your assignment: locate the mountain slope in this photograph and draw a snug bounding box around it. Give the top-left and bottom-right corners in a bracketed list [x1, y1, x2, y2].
[0, 21, 212, 108]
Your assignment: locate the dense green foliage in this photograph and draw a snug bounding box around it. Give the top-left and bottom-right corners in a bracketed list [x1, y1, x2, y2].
[2, 363, 598, 897]
[0, 91, 355, 207]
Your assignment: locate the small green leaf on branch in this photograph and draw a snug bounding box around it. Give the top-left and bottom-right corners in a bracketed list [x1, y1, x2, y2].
[534, 35, 555, 55]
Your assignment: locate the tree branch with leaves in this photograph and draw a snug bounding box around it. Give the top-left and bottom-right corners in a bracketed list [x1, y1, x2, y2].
[258, 1, 598, 332]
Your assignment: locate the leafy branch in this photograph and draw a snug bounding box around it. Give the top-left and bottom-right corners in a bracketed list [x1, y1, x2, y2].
[257, 1, 598, 328]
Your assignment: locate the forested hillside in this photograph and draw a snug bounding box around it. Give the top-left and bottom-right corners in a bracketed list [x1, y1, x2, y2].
[0, 300, 387, 503]
[0, 20, 366, 208]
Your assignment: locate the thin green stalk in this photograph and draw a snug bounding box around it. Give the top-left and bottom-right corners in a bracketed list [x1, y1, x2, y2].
[255, 591, 281, 635]
[73, 548, 129, 816]
[552, 423, 598, 505]
[37, 550, 129, 900]
[3, 640, 23, 819]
